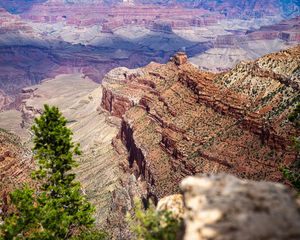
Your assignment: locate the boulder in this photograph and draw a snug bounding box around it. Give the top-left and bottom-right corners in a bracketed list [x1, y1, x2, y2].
[181, 174, 300, 240]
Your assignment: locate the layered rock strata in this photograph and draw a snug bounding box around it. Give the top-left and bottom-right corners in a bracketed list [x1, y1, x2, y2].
[0, 90, 12, 111]
[0, 129, 33, 219]
[101, 46, 300, 201]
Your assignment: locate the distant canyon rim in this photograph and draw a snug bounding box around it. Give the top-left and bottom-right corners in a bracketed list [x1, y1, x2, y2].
[0, 0, 300, 111]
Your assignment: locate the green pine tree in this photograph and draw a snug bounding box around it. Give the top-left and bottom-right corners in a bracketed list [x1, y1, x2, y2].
[0, 105, 98, 239]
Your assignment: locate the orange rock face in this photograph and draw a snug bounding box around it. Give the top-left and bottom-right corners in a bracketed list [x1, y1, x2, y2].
[101, 47, 300, 199]
[0, 130, 33, 216]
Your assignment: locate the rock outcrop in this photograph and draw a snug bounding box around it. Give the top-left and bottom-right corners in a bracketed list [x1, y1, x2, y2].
[101, 46, 300, 202]
[0, 90, 12, 111]
[158, 174, 300, 240]
[0, 129, 33, 219]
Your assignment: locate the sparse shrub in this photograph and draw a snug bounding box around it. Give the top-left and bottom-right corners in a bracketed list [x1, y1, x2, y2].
[281, 102, 300, 193]
[70, 229, 108, 240]
[0, 105, 98, 239]
[128, 199, 182, 240]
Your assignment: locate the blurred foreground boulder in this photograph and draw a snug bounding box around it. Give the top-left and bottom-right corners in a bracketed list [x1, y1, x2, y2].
[158, 174, 300, 240]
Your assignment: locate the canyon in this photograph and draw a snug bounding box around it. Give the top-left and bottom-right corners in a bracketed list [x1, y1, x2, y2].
[101, 46, 300, 200]
[0, 1, 300, 238]
[2, 0, 300, 18]
[1, 45, 298, 238]
[0, 1, 300, 111]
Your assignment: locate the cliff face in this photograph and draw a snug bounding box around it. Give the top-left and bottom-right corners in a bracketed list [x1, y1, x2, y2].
[0, 90, 12, 111]
[101, 46, 300, 200]
[0, 129, 33, 218]
[137, 0, 300, 18]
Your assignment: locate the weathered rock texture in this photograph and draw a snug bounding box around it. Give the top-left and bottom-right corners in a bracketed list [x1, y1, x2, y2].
[0, 129, 33, 218]
[137, 0, 300, 19]
[19, 73, 141, 238]
[0, 90, 12, 111]
[1, 2, 299, 109]
[180, 174, 300, 240]
[101, 46, 300, 202]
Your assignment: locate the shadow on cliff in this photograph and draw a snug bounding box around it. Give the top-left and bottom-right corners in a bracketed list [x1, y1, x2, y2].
[0, 30, 211, 104]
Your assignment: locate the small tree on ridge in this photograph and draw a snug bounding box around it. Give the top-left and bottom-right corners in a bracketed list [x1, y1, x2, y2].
[1, 105, 95, 239]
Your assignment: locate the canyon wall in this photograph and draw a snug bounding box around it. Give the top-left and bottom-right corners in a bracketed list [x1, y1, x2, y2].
[4, 0, 299, 19]
[1, 2, 300, 112]
[101, 46, 300, 201]
[137, 0, 300, 18]
[0, 129, 33, 220]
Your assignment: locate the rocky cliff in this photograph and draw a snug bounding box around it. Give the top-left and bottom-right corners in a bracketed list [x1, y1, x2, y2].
[1, 1, 299, 111]
[101, 46, 300, 201]
[0, 129, 33, 219]
[137, 0, 300, 18]
[0, 90, 12, 111]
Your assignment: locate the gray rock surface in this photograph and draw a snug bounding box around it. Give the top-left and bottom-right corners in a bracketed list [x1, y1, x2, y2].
[180, 174, 300, 240]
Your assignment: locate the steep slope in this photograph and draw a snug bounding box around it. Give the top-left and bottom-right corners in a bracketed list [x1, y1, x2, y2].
[0, 90, 12, 111]
[19, 74, 137, 238]
[101, 46, 300, 200]
[0, 129, 33, 215]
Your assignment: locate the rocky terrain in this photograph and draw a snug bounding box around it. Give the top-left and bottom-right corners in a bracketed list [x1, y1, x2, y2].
[8, 74, 136, 237]
[0, 43, 299, 238]
[101, 46, 300, 200]
[159, 174, 300, 240]
[2, 0, 300, 18]
[190, 16, 300, 71]
[0, 1, 300, 111]
[0, 129, 33, 217]
[0, 1, 300, 237]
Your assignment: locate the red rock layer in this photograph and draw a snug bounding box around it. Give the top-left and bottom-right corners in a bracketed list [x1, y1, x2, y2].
[101, 46, 300, 199]
[247, 16, 300, 42]
[20, 2, 223, 30]
[0, 130, 33, 216]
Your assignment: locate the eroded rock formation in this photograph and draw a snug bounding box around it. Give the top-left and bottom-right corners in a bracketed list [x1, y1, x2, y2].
[101, 46, 300, 202]
[0, 90, 12, 111]
[0, 129, 33, 219]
